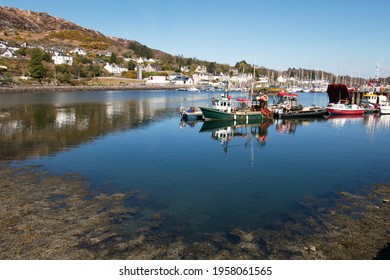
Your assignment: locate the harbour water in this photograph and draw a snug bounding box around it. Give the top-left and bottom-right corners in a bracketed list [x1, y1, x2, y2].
[1, 90, 390, 241]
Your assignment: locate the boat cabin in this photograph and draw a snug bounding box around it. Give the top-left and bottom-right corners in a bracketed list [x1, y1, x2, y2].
[274, 91, 299, 109]
[211, 92, 234, 113]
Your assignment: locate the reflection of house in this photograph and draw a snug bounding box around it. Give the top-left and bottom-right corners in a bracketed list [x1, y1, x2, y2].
[56, 108, 76, 128]
[104, 63, 127, 74]
[52, 52, 73, 65]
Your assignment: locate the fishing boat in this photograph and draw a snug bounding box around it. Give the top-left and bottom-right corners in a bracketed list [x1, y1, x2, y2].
[327, 100, 365, 115]
[270, 91, 328, 119]
[199, 92, 270, 122]
[179, 106, 204, 121]
[326, 84, 365, 115]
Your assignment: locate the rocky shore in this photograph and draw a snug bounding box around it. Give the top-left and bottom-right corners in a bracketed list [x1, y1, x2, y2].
[0, 162, 389, 260]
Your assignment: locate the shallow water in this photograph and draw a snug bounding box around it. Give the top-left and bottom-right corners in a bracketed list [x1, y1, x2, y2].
[1, 90, 389, 238]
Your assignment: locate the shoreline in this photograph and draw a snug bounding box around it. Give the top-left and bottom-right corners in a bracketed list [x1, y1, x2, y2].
[0, 83, 189, 94]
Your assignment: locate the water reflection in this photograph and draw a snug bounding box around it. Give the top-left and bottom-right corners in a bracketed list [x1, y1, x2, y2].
[198, 120, 271, 168]
[325, 115, 364, 128]
[0, 99, 171, 160]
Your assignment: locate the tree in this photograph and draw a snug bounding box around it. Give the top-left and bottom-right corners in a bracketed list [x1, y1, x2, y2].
[207, 62, 216, 74]
[109, 52, 117, 64]
[29, 48, 47, 81]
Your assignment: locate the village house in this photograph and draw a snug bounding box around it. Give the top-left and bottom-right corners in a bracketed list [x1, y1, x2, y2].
[144, 63, 162, 72]
[96, 51, 112, 57]
[192, 73, 210, 85]
[229, 68, 239, 75]
[0, 48, 15, 58]
[52, 52, 73, 65]
[70, 48, 88, 56]
[180, 66, 190, 73]
[45, 47, 64, 56]
[104, 62, 127, 74]
[194, 65, 208, 74]
[145, 75, 167, 84]
[170, 74, 194, 85]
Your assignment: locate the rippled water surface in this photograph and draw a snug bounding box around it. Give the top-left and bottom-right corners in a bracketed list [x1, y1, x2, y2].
[1, 90, 389, 236]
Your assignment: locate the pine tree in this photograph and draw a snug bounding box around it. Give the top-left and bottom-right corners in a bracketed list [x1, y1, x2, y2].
[29, 48, 47, 81]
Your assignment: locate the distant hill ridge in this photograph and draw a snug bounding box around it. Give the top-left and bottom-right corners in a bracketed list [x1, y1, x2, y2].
[0, 6, 97, 33]
[0, 6, 168, 58]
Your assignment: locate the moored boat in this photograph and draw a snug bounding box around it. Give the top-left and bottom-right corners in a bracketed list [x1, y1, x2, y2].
[270, 91, 328, 119]
[327, 100, 365, 115]
[199, 92, 270, 122]
[179, 106, 204, 120]
[326, 84, 365, 115]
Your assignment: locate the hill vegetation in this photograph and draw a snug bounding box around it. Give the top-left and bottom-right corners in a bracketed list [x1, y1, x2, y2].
[0, 6, 369, 87]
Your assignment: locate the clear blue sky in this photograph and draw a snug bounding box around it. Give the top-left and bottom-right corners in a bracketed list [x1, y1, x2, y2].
[2, 0, 389, 78]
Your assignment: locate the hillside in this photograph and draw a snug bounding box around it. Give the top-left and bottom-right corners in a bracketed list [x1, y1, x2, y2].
[0, 6, 168, 59]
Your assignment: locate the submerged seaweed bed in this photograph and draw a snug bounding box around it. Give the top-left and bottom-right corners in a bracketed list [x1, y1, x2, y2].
[0, 162, 389, 260]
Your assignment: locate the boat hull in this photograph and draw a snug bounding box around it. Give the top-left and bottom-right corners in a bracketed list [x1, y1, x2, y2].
[199, 107, 263, 121]
[327, 108, 365, 115]
[276, 109, 328, 119]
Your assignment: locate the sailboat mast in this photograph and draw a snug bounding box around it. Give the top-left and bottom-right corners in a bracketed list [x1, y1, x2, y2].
[251, 56, 256, 107]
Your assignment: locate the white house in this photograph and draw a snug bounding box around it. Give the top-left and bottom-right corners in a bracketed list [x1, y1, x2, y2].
[277, 75, 287, 84]
[104, 63, 127, 74]
[0, 48, 14, 58]
[70, 48, 87, 56]
[144, 63, 162, 72]
[52, 52, 73, 65]
[145, 76, 167, 84]
[192, 73, 210, 85]
[96, 51, 112, 57]
[194, 65, 207, 74]
[171, 75, 194, 85]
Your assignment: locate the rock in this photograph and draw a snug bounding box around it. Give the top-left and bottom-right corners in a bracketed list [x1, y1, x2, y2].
[309, 245, 317, 252]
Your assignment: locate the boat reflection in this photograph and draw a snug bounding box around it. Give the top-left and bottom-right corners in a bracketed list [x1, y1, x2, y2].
[199, 120, 272, 161]
[325, 114, 364, 128]
[275, 117, 327, 135]
[364, 113, 390, 138]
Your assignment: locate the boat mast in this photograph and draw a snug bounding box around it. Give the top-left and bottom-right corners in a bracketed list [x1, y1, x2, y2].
[251, 56, 256, 107]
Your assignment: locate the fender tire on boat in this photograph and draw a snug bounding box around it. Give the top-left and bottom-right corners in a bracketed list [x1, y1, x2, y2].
[286, 103, 291, 110]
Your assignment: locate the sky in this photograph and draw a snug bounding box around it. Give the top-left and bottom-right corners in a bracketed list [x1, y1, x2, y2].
[1, 0, 390, 78]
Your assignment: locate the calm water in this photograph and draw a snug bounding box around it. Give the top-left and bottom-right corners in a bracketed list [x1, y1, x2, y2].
[1, 90, 390, 237]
